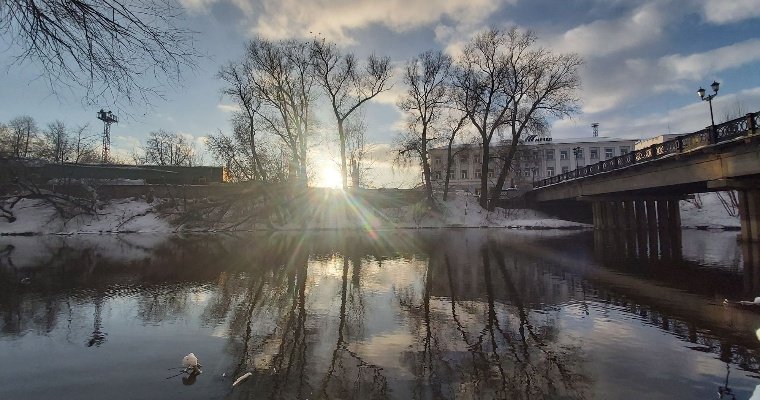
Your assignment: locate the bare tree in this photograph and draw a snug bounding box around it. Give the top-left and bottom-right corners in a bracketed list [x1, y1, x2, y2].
[396, 50, 452, 201]
[0, 123, 10, 158]
[311, 39, 392, 189]
[206, 123, 287, 182]
[6, 115, 38, 158]
[454, 28, 581, 209]
[218, 61, 267, 181]
[345, 113, 372, 188]
[142, 130, 196, 166]
[721, 100, 748, 123]
[441, 113, 470, 201]
[229, 38, 316, 186]
[69, 124, 99, 163]
[0, 0, 198, 105]
[42, 120, 70, 163]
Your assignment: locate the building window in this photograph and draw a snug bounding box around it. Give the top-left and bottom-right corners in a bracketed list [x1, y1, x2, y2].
[474, 154, 481, 163]
[590, 147, 599, 160]
[449, 171, 455, 180]
[461, 170, 468, 179]
[475, 189, 480, 196]
[434, 171, 441, 180]
[460, 155, 468, 163]
[562, 166, 569, 174]
[620, 146, 629, 154]
[604, 148, 614, 159]
[546, 149, 555, 161]
[547, 166, 554, 176]
[434, 157, 441, 165]
[475, 170, 481, 178]
[488, 169, 494, 178]
[560, 150, 568, 160]
[575, 148, 584, 159]
[523, 170, 531, 177]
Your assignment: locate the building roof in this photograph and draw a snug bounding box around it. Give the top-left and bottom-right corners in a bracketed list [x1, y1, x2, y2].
[537, 136, 636, 145]
[430, 136, 637, 151]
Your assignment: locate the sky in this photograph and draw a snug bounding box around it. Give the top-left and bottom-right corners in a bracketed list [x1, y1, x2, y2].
[1, 0, 760, 187]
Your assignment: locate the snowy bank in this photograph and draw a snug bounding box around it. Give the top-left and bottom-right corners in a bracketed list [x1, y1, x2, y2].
[0, 198, 172, 234]
[680, 192, 740, 230]
[387, 192, 589, 229]
[1, 191, 587, 234]
[1, 190, 739, 235]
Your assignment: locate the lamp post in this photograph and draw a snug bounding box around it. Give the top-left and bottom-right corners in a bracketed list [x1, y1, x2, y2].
[572, 146, 582, 170]
[697, 81, 720, 128]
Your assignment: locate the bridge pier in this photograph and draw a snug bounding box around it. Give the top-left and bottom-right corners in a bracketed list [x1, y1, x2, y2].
[591, 197, 682, 258]
[738, 189, 760, 242]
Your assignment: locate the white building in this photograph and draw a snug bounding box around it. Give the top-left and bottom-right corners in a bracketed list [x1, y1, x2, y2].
[428, 135, 637, 195]
[634, 133, 680, 150]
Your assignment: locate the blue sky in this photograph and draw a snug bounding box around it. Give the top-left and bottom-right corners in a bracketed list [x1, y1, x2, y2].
[1, 0, 760, 186]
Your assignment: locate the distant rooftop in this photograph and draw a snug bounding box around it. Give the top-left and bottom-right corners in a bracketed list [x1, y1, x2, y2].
[542, 136, 637, 145]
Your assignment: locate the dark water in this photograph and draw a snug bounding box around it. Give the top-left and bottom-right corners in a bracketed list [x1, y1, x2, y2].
[1, 229, 760, 399]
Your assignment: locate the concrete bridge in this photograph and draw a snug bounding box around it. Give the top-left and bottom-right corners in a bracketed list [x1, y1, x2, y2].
[529, 111, 760, 242]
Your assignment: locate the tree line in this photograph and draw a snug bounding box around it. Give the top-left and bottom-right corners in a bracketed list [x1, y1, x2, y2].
[0, 116, 199, 167]
[0, 116, 99, 164]
[208, 27, 582, 210]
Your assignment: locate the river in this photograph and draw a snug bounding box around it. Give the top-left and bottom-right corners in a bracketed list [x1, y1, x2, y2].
[1, 229, 758, 399]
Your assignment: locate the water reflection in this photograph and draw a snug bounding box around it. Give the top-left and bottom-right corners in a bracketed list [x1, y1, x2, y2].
[0, 230, 759, 399]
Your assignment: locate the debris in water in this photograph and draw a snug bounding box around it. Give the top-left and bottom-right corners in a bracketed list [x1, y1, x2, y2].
[232, 372, 252, 388]
[182, 353, 202, 374]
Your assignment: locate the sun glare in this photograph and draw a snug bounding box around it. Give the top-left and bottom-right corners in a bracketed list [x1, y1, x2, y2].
[317, 164, 343, 189]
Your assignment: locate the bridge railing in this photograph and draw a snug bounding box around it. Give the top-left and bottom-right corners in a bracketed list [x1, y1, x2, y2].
[533, 111, 759, 189]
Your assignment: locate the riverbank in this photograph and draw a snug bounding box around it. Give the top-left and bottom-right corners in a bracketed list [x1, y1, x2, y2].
[0, 190, 739, 235]
[0, 191, 588, 235]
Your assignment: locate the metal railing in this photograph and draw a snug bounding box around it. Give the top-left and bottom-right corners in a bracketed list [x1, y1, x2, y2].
[533, 111, 759, 189]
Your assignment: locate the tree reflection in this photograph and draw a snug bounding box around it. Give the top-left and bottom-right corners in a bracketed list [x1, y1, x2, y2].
[4, 231, 760, 399]
[394, 233, 590, 399]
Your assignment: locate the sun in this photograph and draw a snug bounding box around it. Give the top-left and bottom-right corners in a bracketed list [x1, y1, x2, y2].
[317, 164, 343, 189]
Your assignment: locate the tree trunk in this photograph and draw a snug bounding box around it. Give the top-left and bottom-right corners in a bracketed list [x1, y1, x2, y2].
[249, 115, 267, 182]
[488, 135, 519, 210]
[420, 128, 433, 201]
[443, 139, 455, 201]
[479, 145, 490, 208]
[337, 120, 348, 189]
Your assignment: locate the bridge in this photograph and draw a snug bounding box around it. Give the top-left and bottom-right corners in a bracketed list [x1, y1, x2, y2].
[528, 111, 760, 243]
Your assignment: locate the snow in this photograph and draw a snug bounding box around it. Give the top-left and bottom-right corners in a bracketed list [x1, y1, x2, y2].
[0, 190, 740, 234]
[680, 192, 740, 229]
[0, 198, 172, 235]
[387, 191, 588, 229]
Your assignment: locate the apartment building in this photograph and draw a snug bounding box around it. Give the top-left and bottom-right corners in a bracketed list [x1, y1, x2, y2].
[428, 135, 637, 195]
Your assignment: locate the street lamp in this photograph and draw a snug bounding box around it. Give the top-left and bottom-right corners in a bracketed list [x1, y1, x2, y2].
[697, 81, 720, 127]
[572, 146, 582, 170]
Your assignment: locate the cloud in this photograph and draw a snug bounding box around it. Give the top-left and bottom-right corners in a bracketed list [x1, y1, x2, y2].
[556, 2, 667, 58]
[217, 103, 240, 113]
[582, 38, 760, 113]
[248, 0, 514, 44]
[702, 0, 760, 24]
[660, 38, 760, 81]
[370, 65, 406, 106]
[178, 0, 220, 13]
[554, 86, 760, 140]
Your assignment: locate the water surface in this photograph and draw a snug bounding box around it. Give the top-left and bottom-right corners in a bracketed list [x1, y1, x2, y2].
[1, 229, 759, 399]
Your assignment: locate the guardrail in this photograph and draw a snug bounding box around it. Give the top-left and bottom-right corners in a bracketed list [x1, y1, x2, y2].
[533, 111, 760, 189]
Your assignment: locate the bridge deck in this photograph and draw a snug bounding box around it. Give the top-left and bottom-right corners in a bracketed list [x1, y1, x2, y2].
[531, 111, 760, 202]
